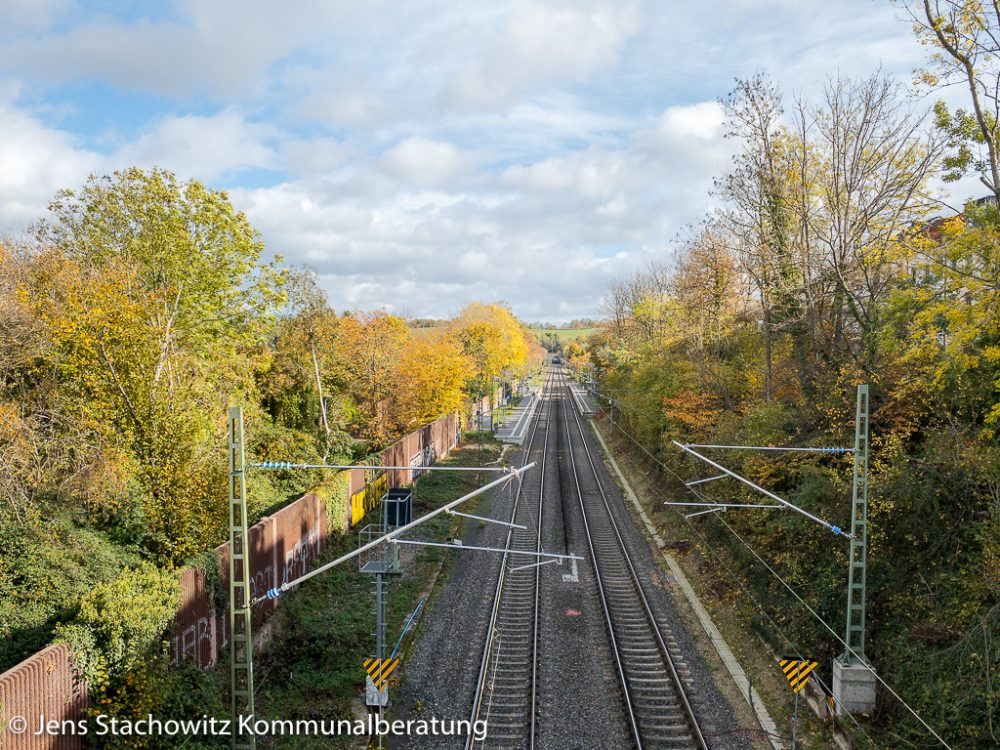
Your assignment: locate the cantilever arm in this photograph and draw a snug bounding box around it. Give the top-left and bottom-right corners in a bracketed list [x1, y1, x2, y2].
[253, 461, 537, 603]
[672, 441, 851, 539]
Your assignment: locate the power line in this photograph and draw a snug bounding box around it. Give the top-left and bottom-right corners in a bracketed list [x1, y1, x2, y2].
[254, 463, 536, 603]
[594, 396, 954, 750]
[251, 461, 510, 472]
[683, 444, 854, 454]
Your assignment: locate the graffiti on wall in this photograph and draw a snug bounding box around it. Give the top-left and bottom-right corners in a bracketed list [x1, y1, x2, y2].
[351, 469, 387, 526]
[408, 445, 437, 479]
[283, 528, 322, 584]
[171, 614, 222, 666]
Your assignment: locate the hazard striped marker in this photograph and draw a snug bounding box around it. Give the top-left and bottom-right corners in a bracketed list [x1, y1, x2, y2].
[364, 657, 400, 690]
[779, 658, 818, 693]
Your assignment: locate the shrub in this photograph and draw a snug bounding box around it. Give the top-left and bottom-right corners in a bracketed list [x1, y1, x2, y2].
[56, 561, 180, 685]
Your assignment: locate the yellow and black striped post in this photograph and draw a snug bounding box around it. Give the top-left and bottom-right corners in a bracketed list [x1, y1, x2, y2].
[364, 657, 400, 690]
[780, 658, 818, 693]
[780, 658, 817, 750]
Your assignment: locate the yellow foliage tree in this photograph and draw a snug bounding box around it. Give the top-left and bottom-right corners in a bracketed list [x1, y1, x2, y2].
[450, 303, 533, 399]
[390, 333, 472, 428]
[23, 168, 285, 562]
[336, 311, 410, 443]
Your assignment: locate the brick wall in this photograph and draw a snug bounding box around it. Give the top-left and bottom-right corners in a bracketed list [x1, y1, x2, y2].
[0, 644, 88, 750]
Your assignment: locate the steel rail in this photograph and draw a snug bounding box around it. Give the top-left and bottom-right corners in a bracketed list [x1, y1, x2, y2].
[466, 367, 553, 750]
[565, 376, 709, 750]
[557, 369, 642, 747]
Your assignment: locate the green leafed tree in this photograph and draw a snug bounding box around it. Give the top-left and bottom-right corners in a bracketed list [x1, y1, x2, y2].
[26, 167, 285, 561]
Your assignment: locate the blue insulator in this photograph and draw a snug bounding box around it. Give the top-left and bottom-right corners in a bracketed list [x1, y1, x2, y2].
[266, 587, 282, 600]
[831, 525, 842, 535]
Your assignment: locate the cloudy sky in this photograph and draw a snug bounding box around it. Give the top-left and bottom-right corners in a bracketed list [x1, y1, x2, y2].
[0, 0, 968, 322]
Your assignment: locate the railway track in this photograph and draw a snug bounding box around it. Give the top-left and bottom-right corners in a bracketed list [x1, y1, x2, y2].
[466, 371, 554, 749]
[560, 369, 708, 750]
[466, 366, 708, 749]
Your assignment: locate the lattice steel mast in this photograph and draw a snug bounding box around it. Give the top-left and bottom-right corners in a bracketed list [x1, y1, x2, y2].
[831, 384, 876, 714]
[228, 407, 256, 749]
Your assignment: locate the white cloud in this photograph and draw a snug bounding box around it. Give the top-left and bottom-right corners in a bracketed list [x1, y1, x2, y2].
[280, 137, 352, 176]
[0, 1, 387, 97]
[114, 109, 276, 182]
[0, 100, 100, 231]
[0, 0, 988, 322]
[227, 98, 733, 320]
[656, 101, 724, 141]
[379, 137, 469, 187]
[447, 1, 639, 109]
[502, 147, 628, 200]
[0, 0, 73, 34]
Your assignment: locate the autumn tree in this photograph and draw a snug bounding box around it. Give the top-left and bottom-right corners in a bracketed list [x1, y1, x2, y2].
[602, 262, 675, 350]
[671, 224, 749, 406]
[260, 268, 354, 460]
[451, 302, 533, 395]
[336, 311, 410, 444]
[25, 167, 285, 561]
[902, 0, 1000, 203]
[390, 332, 472, 428]
[718, 75, 801, 399]
[812, 73, 940, 370]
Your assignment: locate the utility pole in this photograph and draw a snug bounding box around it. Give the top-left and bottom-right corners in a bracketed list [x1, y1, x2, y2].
[228, 407, 256, 750]
[791, 690, 798, 750]
[476, 400, 483, 484]
[833, 384, 876, 714]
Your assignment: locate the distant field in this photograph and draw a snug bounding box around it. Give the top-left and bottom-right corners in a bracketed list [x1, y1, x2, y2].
[529, 327, 598, 343]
